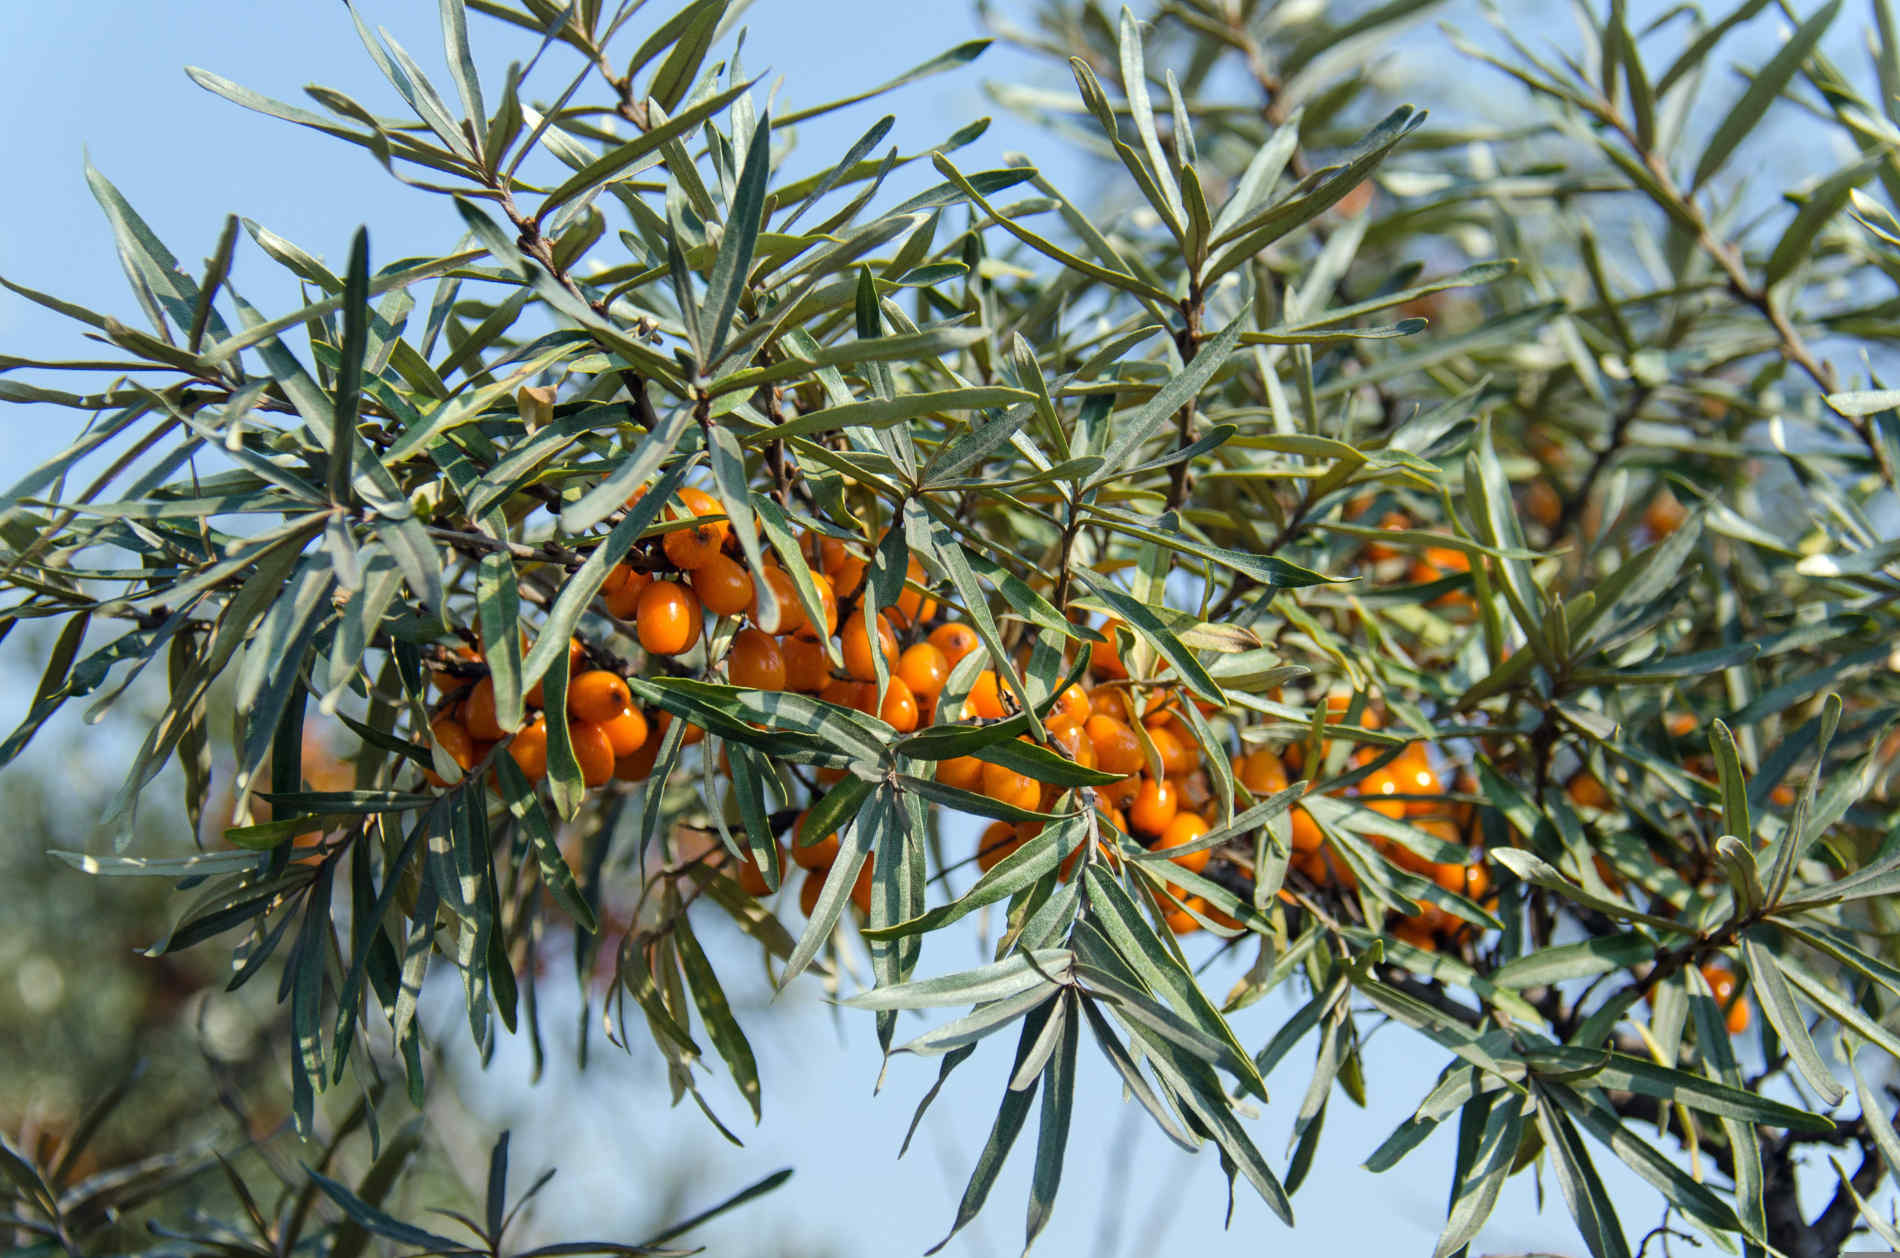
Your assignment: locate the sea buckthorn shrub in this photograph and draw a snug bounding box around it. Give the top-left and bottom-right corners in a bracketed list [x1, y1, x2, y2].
[8, 0, 1900, 1254]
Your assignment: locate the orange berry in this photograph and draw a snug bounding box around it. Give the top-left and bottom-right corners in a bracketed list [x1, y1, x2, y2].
[598, 706, 650, 757]
[1290, 805, 1324, 854]
[1364, 510, 1411, 562]
[799, 869, 824, 917]
[653, 708, 704, 747]
[791, 811, 839, 870]
[851, 860, 874, 916]
[662, 486, 728, 569]
[423, 716, 479, 788]
[1085, 714, 1143, 776]
[1147, 722, 1196, 777]
[612, 731, 662, 781]
[1155, 811, 1211, 874]
[752, 566, 805, 636]
[928, 622, 979, 667]
[464, 677, 511, 742]
[568, 720, 616, 787]
[937, 754, 984, 793]
[800, 572, 840, 640]
[1099, 774, 1141, 808]
[830, 552, 868, 601]
[1392, 919, 1437, 952]
[1464, 858, 1492, 902]
[897, 642, 950, 699]
[818, 676, 869, 711]
[1645, 490, 1686, 538]
[803, 529, 846, 575]
[981, 762, 1042, 812]
[523, 636, 585, 709]
[509, 716, 550, 782]
[1163, 900, 1203, 935]
[1567, 771, 1611, 810]
[976, 821, 1022, 873]
[1128, 777, 1180, 836]
[1524, 480, 1561, 529]
[782, 634, 830, 692]
[727, 627, 787, 691]
[1090, 619, 1127, 679]
[690, 553, 755, 618]
[963, 670, 1008, 720]
[636, 581, 701, 656]
[1089, 687, 1133, 721]
[1360, 770, 1407, 820]
[567, 669, 632, 724]
[735, 844, 785, 897]
[840, 609, 898, 682]
[1237, 749, 1289, 795]
[1048, 719, 1096, 770]
[603, 563, 653, 620]
[1050, 684, 1091, 726]
[878, 677, 920, 732]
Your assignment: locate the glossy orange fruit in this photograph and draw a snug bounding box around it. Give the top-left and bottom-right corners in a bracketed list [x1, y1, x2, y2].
[1128, 777, 1179, 836]
[963, 670, 1008, 721]
[1567, 772, 1610, 810]
[612, 731, 662, 781]
[976, 821, 1022, 873]
[879, 677, 920, 732]
[602, 563, 652, 620]
[598, 706, 650, 757]
[727, 627, 787, 691]
[735, 843, 785, 897]
[691, 553, 755, 618]
[981, 762, 1041, 812]
[523, 636, 585, 709]
[791, 811, 840, 870]
[803, 528, 846, 575]
[508, 716, 550, 782]
[888, 555, 938, 628]
[662, 486, 729, 569]
[782, 634, 830, 692]
[636, 581, 701, 656]
[1155, 811, 1211, 874]
[568, 670, 632, 724]
[568, 720, 616, 787]
[752, 566, 805, 636]
[423, 716, 479, 787]
[1085, 714, 1143, 776]
[937, 754, 984, 793]
[1147, 722, 1196, 777]
[1090, 619, 1127, 679]
[841, 609, 898, 682]
[652, 708, 703, 747]
[1236, 749, 1289, 796]
[799, 869, 824, 917]
[1048, 719, 1096, 770]
[897, 642, 949, 699]
[463, 677, 510, 742]
[928, 622, 979, 667]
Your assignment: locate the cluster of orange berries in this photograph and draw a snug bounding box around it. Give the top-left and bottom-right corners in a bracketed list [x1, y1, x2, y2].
[730, 811, 875, 919]
[1645, 961, 1752, 1035]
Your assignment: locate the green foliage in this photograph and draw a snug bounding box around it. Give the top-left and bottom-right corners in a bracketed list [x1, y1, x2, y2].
[10, 0, 1900, 1254]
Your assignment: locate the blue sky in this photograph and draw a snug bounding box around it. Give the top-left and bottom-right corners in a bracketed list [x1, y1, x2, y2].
[0, 2, 1887, 1255]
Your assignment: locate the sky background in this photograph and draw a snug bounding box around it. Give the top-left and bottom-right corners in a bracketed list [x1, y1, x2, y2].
[0, 1, 1888, 1255]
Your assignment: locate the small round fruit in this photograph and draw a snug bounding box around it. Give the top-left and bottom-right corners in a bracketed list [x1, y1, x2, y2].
[1128, 777, 1179, 836]
[793, 572, 840, 640]
[799, 870, 824, 917]
[937, 755, 983, 793]
[897, 642, 949, 699]
[1237, 749, 1289, 796]
[509, 716, 550, 781]
[963, 671, 1008, 721]
[841, 609, 898, 682]
[464, 677, 512, 742]
[1090, 619, 1127, 679]
[1290, 805, 1324, 854]
[612, 733, 662, 781]
[1567, 772, 1611, 810]
[652, 708, 703, 746]
[569, 720, 616, 787]
[981, 762, 1041, 812]
[928, 622, 980, 667]
[599, 706, 650, 758]
[1085, 714, 1143, 776]
[976, 821, 1022, 873]
[424, 717, 479, 787]
[728, 627, 787, 691]
[735, 844, 785, 897]
[662, 486, 729, 569]
[879, 677, 920, 732]
[851, 861, 874, 916]
[791, 812, 840, 870]
[782, 634, 830, 692]
[753, 567, 806, 636]
[636, 581, 701, 656]
[691, 553, 755, 617]
[523, 637, 585, 708]
[889, 556, 938, 628]
[568, 669, 633, 724]
[1155, 811, 1211, 874]
[603, 563, 652, 619]
[1050, 684, 1091, 727]
[1147, 723, 1195, 777]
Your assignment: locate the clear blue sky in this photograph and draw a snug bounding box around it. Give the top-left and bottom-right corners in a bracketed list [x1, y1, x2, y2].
[0, 2, 1881, 1255]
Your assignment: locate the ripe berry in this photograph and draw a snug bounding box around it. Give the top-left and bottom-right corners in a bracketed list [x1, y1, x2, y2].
[464, 677, 511, 742]
[937, 755, 983, 793]
[568, 720, 616, 787]
[691, 553, 755, 617]
[509, 716, 550, 781]
[1128, 777, 1179, 836]
[791, 811, 839, 870]
[1156, 811, 1211, 874]
[897, 642, 949, 699]
[781, 634, 830, 692]
[976, 821, 1022, 872]
[568, 669, 633, 724]
[424, 716, 479, 787]
[927, 622, 979, 668]
[963, 670, 1008, 720]
[1050, 683, 1091, 727]
[1085, 714, 1143, 776]
[878, 677, 920, 732]
[636, 580, 701, 656]
[980, 762, 1041, 812]
[598, 706, 650, 757]
[1146, 722, 1196, 777]
[1089, 619, 1127, 679]
[794, 572, 839, 640]
[888, 555, 937, 628]
[523, 636, 585, 709]
[734, 843, 784, 897]
[799, 870, 824, 917]
[602, 563, 652, 620]
[753, 566, 805, 636]
[662, 486, 728, 569]
[728, 627, 787, 691]
[840, 608, 898, 681]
